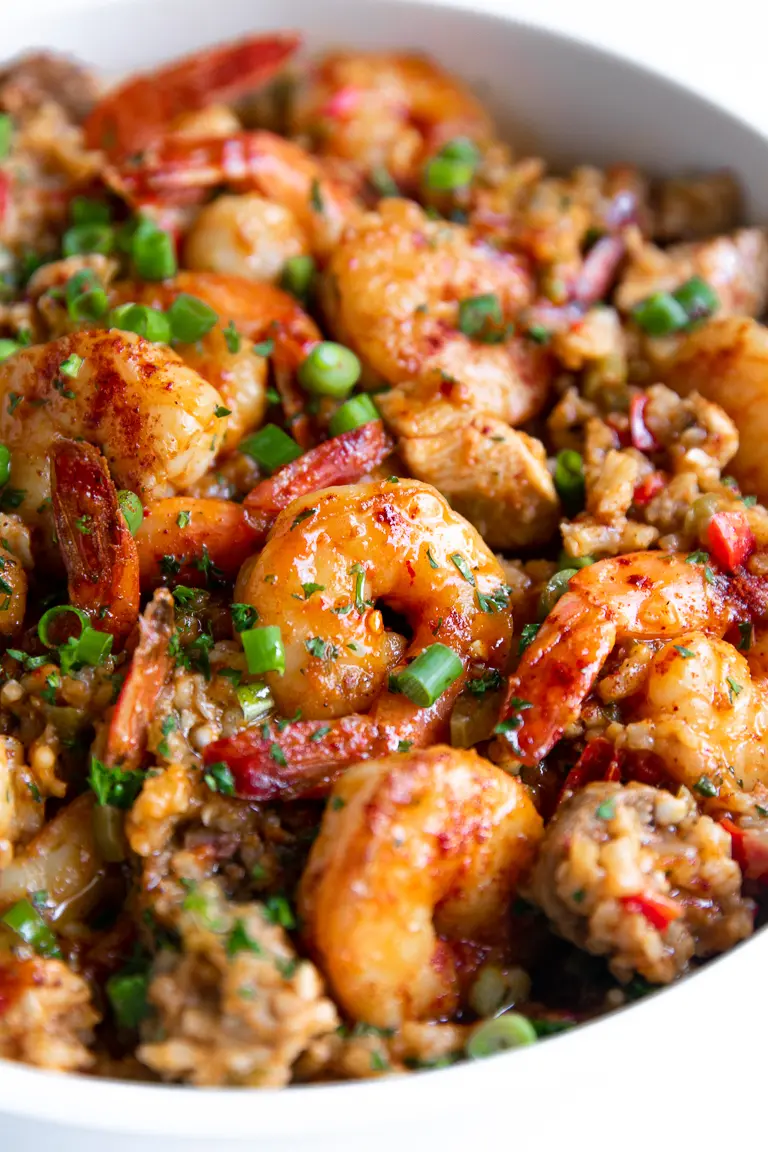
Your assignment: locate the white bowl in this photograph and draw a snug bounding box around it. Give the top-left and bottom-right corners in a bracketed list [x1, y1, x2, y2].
[2, 1, 767, 1148]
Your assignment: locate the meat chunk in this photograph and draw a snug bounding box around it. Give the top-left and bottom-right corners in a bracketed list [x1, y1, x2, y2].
[523, 781, 753, 984]
[616, 228, 768, 318]
[138, 880, 339, 1087]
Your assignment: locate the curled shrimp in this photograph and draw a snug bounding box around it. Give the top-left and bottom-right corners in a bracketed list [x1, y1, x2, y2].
[103, 589, 175, 771]
[111, 271, 321, 450]
[324, 199, 545, 424]
[503, 551, 765, 766]
[291, 50, 494, 188]
[0, 330, 225, 520]
[203, 479, 512, 797]
[298, 745, 543, 1029]
[84, 33, 300, 159]
[109, 131, 362, 261]
[50, 439, 139, 645]
[135, 421, 393, 586]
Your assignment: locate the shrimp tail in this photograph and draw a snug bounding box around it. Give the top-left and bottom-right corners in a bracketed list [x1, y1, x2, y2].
[50, 439, 140, 645]
[243, 421, 394, 542]
[203, 714, 387, 799]
[85, 33, 300, 158]
[502, 597, 616, 765]
[104, 588, 175, 770]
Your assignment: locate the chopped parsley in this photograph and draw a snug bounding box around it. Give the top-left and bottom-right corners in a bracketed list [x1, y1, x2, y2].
[88, 756, 144, 808]
[518, 622, 540, 654]
[223, 321, 241, 354]
[673, 645, 694, 658]
[231, 602, 257, 632]
[226, 919, 263, 957]
[449, 552, 475, 585]
[263, 894, 295, 930]
[693, 775, 718, 798]
[305, 636, 339, 661]
[176, 510, 191, 529]
[301, 582, 324, 600]
[466, 668, 503, 696]
[203, 761, 235, 796]
[291, 507, 316, 530]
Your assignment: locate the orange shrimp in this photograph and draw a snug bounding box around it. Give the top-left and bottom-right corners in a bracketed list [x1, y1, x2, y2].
[203, 479, 512, 799]
[50, 439, 139, 645]
[502, 551, 768, 767]
[112, 271, 321, 449]
[84, 33, 300, 159]
[135, 421, 394, 587]
[104, 589, 175, 771]
[107, 131, 362, 260]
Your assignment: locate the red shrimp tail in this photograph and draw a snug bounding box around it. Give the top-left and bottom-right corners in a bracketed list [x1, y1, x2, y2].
[243, 421, 394, 541]
[203, 714, 386, 800]
[105, 588, 175, 770]
[50, 439, 140, 645]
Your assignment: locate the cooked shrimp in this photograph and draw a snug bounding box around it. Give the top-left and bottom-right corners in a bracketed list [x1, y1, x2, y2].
[503, 551, 765, 766]
[660, 317, 768, 502]
[524, 781, 753, 984]
[111, 272, 321, 452]
[291, 51, 494, 188]
[109, 131, 362, 261]
[84, 33, 300, 158]
[203, 480, 512, 796]
[184, 193, 311, 284]
[299, 745, 543, 1028]
[50, 439, 139, 645]
[324, 199, 545, 423]
[102, 589, 175, 771]
[135, 422, 394, 586]
[0, 330, 225, 520]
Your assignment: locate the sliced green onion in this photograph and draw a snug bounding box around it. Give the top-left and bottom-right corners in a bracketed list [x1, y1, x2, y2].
[538, 569, 578, 619]
[115, 213, 157, 255]
[0, 444, 10, 486]
[59, 353, 83, 378]
[117, 489, 143, 535]
[328, 393, 379, 437]
[1, 898, 61, 958]
[673, 275, 719, 323]
[280, 254, 316, 301]
[108, 302, 171, 343]
[558, 552, 594, 571]
[554, 449, 586, 516]
[241, 625, 285, 676]
[0, 114, 13, 161]
[70, 196, 112, 226]
[458, 293, 503, 340]
[62, 223, 114, 257]
[298, 341, 361, 398]
[392, 643, 463, 708]
[236, 681, 274, 723]
[466, 1013, 537, 1059]
[65, 270, 108, 322]
[632, 291, 689, 336]
[0, 339, 21, 362]
[92, 803, 127, 862]
[38, 604, 89, 648]
[166, 293, 218, 342]
[132, 226, 177, 280]
[74, 625, 112, 665]
[106, 971, 149, 1029]
[240, 424, 302, 473]
[424, 138, 480, 192]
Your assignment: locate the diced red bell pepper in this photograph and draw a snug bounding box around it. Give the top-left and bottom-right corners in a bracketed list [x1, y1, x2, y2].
[706, 509, 755, 572]
[720, 817, 768, 882]
[622, 892, 682, 931]
[0, 171, 10, 223]
[557, 738, 621, 806]
[629, 393, 659, 452]
[632, 471, 666, 507]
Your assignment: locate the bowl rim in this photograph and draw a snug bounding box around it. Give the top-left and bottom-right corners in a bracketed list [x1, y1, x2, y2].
[1, 0, 767, 1136]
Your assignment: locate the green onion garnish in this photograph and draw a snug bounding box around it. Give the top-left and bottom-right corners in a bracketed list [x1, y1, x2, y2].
[1, 898, 61, 958]
[106, 971, 149, 1030]
[70, 196, 112, 226]
[632, 292, 689, 336]
[59, 353, 83, 378]
[0, 114, 13, 161]
[62, 223, 115, 257]
[0, 444, 11, 486]
[457, 293, 503, 341]
[298, 341, 361, 399]
[554, 449, 586, 516]
[236, 681, 274, 723]
[117, 489, 143, 535]
[132, 226, 177, 280]
[38, 604, 89, 648]
[65, 269, 108, 322]
[280, 254, 316, 301]
[424, 137, 480, 192]
[109, 303, 171, 344]
[241, 625, 285, 676]
[239, 423, 302, 473]
[672, 275, 719, 323]
[166, 293, 218, 342]
[0, 339, 21, 362]
[466, 1013, 537, 1059]
[538, 569, 578, 619]
[391, 643, 463, 708]
[328, 393, 379, 437]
